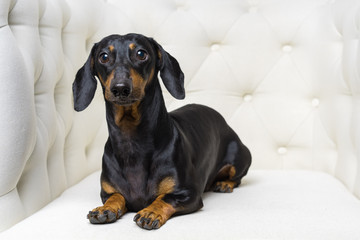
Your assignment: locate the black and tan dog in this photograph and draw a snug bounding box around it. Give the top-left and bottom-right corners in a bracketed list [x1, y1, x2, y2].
[73, 33, 251, 230]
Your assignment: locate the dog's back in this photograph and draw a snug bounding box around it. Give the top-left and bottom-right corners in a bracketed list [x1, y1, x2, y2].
[170, 104, 251, 193]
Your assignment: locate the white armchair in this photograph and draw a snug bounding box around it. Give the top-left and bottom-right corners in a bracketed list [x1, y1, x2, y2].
[1, 0, 360, 239]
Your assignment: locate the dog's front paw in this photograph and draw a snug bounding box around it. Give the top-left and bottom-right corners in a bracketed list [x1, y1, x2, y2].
[133, 198, 176, 230]
[133, 210, 164, 230]
[87, 206, 123, 224]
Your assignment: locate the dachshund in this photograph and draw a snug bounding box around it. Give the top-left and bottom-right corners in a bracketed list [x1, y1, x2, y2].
[73, 33, 251, 230]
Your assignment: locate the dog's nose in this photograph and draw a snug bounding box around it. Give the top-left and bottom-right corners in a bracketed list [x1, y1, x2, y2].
[111, 83, 132, 98]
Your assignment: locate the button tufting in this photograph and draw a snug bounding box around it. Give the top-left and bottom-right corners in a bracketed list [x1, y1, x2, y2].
[282, 44, 293, 53]
[312, 98, 320, 107]
[243, 94, 253, 102]
[210, 44, 220, 51]
[278, 147, 287, 155]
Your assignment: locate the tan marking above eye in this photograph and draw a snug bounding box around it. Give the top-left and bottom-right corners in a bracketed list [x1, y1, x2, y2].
[129, 43, 136, 50]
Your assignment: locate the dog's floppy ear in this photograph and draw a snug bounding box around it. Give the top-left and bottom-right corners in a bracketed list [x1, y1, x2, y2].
[152, 40, 185, 99]
[72, 44, 98, 112]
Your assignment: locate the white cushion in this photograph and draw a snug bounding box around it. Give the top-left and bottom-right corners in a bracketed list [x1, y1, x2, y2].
[1, 0, 360, 235]
[2, 170, 360, 239]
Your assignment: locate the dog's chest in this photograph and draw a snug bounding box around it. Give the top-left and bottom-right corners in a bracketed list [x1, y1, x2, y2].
[121, 165, 157, 211]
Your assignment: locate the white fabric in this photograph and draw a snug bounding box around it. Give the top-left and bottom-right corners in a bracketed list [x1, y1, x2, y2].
[1, 0, 360, 237]
[2, 170, 360, 239]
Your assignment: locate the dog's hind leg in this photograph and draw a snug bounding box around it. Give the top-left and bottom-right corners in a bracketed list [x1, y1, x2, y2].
[212, 164, 239, 193]
[212, 140, 251, 193]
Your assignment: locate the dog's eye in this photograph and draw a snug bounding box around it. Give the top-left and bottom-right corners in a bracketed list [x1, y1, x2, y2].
[99, 53, 109, 64]
[136, 50, 148, 61]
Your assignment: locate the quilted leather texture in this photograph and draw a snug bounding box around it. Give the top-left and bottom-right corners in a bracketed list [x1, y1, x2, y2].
[0, 0, 359, 231]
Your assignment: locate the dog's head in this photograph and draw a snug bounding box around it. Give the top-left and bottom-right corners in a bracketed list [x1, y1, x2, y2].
[73, 33, 185, 111]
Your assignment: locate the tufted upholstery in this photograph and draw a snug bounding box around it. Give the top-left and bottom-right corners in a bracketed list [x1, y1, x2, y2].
[1, 0, 360, 237]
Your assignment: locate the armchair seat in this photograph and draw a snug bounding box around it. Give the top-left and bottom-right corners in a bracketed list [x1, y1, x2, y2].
[2, 170, 360, 239]
[1, 0, 360, 238]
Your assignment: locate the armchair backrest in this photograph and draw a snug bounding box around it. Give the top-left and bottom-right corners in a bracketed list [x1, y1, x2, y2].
[0, 0, 359, 232]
